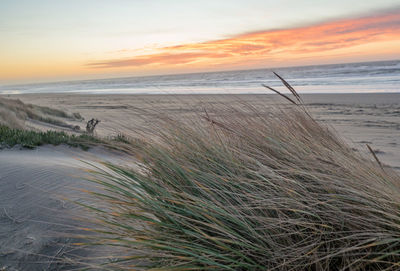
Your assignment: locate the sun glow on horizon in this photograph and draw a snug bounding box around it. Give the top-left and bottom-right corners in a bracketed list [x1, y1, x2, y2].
[1, 1, 400, 84]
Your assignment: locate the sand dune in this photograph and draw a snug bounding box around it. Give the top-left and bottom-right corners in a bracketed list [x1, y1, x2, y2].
[0, 146, 128, 270]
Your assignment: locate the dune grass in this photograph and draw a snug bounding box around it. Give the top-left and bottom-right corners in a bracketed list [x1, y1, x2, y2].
[0, 125, 99, 150]
[0, 96, 83, 129]
[79, 79, 400, 270]
[0, 96, 99, 150]
[0, 125, 135, 151]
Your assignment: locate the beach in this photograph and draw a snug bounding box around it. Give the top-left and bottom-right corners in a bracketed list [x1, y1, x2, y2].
[0, 144, 133, 270]
[12, 93, 400, 170]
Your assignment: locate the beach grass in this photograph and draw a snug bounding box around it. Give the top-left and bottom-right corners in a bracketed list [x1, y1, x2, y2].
[0, 125, 99, 150]
[0, 96, 83, 129]
[80, 82, 400, 270]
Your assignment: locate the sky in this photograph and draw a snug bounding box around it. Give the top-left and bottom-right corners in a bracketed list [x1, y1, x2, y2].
[1, 0, 400, 84]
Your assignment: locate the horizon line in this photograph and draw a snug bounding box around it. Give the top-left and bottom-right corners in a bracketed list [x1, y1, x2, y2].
[2, 58, 399, 88]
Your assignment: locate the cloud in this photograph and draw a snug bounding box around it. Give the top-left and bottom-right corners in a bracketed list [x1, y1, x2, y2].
[88, 51, 234, 68]
[88, 9, 400, 69]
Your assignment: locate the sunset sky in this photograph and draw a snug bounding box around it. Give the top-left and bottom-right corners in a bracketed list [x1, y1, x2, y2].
[1, 0, 400, 84]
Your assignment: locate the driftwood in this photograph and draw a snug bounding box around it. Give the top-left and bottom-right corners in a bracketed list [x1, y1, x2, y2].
[86, 118, 100, 134]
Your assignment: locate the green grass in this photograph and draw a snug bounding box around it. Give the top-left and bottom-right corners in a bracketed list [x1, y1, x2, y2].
[0, 125, 100, 150]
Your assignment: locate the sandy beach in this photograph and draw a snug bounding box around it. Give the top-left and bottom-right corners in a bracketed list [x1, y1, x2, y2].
[0, 145, 132, 270]
[10, 93, 400, 170]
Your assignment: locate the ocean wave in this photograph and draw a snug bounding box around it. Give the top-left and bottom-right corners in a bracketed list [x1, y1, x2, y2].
[1, 59, 399, 94]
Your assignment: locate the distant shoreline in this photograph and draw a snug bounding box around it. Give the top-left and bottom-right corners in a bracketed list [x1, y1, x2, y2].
[1, 59, 399, 95]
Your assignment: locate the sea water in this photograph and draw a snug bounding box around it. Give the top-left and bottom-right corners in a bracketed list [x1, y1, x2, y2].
[1, 59, 399, 94]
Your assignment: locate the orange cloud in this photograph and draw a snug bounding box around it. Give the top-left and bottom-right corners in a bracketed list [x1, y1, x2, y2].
[88, 10, 400, 69]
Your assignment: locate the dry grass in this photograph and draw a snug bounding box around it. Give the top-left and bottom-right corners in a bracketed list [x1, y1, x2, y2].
[0, 96, 82, 129]
[78, 79, 400, 270]
[0, 106, 24, 129]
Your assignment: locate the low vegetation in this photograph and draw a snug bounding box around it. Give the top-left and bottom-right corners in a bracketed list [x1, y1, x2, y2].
[82, 79, 400, 270]
[0, 96, 98, 149]
[0, 125, 99, 150]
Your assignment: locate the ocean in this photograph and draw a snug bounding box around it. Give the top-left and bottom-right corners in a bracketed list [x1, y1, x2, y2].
[1, 59, 399, 94]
